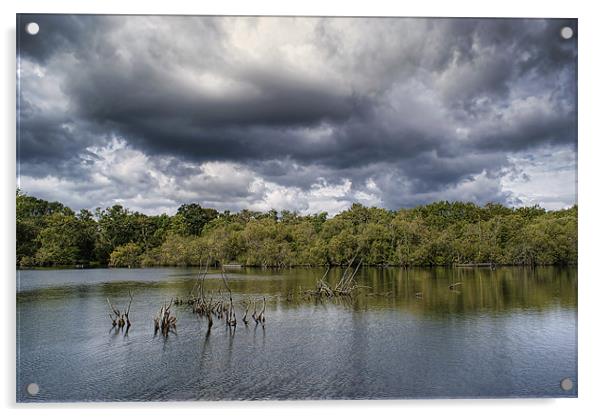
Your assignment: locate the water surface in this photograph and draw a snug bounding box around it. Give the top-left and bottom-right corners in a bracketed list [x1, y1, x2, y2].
[16, 266, 577, 401]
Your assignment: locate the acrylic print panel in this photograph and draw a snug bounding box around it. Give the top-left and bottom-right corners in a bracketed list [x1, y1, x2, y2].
[16, 14, 578, 402]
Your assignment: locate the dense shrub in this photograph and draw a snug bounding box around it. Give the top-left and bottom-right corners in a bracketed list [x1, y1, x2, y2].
[16, 189, 578, 267]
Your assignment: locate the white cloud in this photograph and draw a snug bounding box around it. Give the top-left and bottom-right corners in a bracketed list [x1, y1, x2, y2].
[18, 16, 577, 214]
[19, 139, 385, 215]
[502, 145, 577, 210]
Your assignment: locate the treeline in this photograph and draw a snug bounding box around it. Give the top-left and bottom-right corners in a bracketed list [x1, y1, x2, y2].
[16, 189, 577, 268]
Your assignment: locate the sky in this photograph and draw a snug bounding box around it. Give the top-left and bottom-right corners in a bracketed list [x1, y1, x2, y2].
[17, 15, 577, 215]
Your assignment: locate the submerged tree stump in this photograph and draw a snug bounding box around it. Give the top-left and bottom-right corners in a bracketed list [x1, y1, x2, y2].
[107, 290, 133, 332]
[309, 254, 367, 298]
[154, 298, 177, 336]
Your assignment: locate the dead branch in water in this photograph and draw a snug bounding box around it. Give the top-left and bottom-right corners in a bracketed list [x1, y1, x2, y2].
[335, 258, 363, 293]
[257, 297, 266, 324]
[248, 297, 267, 325]
[309, 256, 366, 298]
[171, 264, 272, 335]
[175, 258, 210, 307]
[242, 299, 250, 325]
[312, 266, 334, 297]
[107, 290, 133, 331]
[221, 267, 237, 327]
[107, 298, 120, 327]
[194, 258, 210, 300]
[154, 298, 177, 337]
[187, 265, 240, 329]
[251, 299, 258, 322]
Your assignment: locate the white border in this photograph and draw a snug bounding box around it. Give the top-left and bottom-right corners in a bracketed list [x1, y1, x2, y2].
[2, 1, 601, 416]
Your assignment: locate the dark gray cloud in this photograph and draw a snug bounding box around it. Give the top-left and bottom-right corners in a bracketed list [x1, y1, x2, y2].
[17, 15, 577, 213]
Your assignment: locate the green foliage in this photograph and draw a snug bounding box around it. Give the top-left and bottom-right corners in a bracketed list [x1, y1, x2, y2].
[16, 189, 68, 264]
[171, 203, 218, 236]
[151, 232, 203, 266]
[35, 212, 82, 266]
[109, 243, 143, 268]
[15, 191, 578, 268]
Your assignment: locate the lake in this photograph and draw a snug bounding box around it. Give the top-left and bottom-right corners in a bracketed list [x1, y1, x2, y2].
[16, 266, 577, 401]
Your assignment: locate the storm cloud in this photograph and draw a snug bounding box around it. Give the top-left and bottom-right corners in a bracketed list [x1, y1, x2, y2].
[17, 15, 577, 214]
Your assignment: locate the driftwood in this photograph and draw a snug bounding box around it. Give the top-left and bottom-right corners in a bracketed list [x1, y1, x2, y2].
[310, 254, 366, 298]
[242, 297, 265, 326]
[183, 259, 227, 331]
[171, 261, 271, 336]
[335, 258, 363, 294]
[256, 297, 266, 324]
[107, 290, 133, 331]
[175, 258, 210, 306]
[221, 268, 237, 327]
[180, 263, 244, 331]
[313, 266, 334, 297]
[154, 298, 177, 336]
[251, 299, 257, 322]
[242, 301, 250, 325]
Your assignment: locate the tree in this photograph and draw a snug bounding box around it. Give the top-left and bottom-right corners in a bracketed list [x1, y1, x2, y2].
[16, 189, 67, 265]
[172, 203, 218, 236]
[15, 189, 578, 268]
[35, 211, 81, 266]
[109, 243, 143, 268]
[75, 209, 98, 263]
[95, 205, 155, 264]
